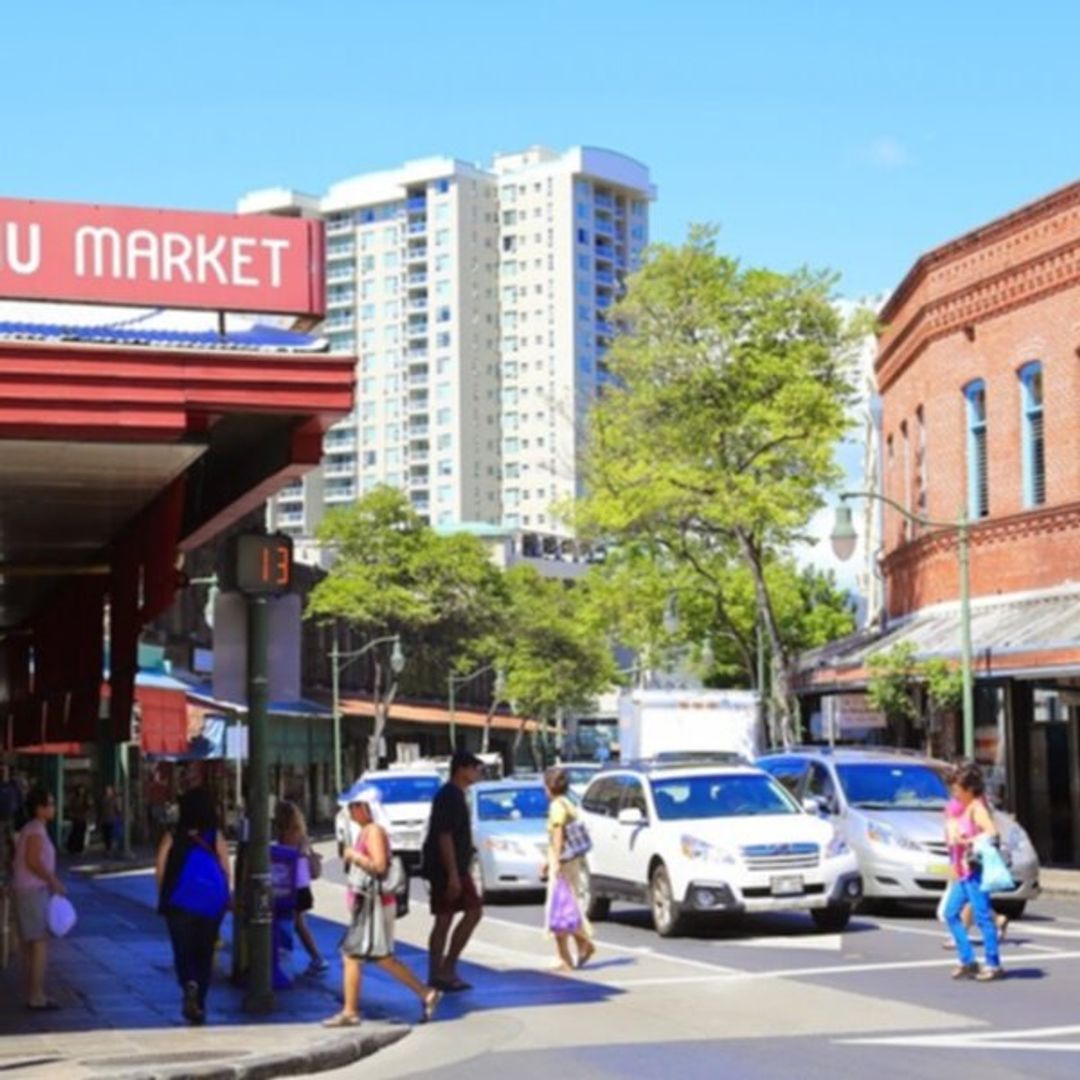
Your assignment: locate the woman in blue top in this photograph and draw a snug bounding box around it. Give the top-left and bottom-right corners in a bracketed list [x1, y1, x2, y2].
[155, 787, 231, 1024]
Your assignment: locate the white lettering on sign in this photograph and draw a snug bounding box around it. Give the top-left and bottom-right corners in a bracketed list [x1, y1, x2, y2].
[0, 196, 321, 316]
[1, 222, 41, 275]
[67, 225, 292, 287]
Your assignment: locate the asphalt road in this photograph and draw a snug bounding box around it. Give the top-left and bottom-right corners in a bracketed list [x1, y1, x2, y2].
[315, 860, 1080, 1080]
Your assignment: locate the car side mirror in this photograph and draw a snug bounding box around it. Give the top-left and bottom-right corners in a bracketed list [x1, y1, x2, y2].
[617, 807, 646, 827]
[803, 797, 828, 816]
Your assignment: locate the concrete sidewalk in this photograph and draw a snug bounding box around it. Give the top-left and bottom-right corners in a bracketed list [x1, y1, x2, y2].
[0, 866, 408, 1080]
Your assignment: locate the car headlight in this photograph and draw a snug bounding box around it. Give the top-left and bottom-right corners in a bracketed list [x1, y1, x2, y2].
[1003, 824, 1035, 860]
[865, 822, 922, 851]
[826, 831, 850, 859]
[484, 837, 528, 856]
[680, 834, 737, 865]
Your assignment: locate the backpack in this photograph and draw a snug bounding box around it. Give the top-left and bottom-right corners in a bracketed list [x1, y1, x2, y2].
[169, 833, 229, 920]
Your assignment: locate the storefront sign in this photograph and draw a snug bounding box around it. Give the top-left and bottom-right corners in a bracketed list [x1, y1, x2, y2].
[0, 196, 324, 316]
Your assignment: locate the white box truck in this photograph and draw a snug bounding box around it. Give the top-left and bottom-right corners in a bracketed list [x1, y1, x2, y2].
[617, 688, 764, 763]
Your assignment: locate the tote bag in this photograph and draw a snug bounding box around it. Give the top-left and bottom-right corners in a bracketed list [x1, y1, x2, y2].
[974, 835, 1016, 894]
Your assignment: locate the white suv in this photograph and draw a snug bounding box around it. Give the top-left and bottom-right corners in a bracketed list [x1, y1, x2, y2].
[580, 762, 862, 937]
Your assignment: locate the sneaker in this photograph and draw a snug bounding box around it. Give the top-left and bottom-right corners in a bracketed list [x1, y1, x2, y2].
[305, 957, 330, 976]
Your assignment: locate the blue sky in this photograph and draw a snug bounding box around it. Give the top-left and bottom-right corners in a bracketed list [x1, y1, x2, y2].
[4, 1, 1080, 299]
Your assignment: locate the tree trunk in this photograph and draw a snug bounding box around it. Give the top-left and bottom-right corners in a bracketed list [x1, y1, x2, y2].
[481, 698, 498, 755]
[512, 717, 529, 763]
[372, 658, 400, 770]
[734, 528, 796, 747]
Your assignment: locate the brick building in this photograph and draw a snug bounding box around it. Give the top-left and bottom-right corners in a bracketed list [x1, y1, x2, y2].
[800, 180, 1080, 866]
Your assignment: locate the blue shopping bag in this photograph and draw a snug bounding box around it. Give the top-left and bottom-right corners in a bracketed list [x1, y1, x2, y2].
[974, 835, 1015, 894]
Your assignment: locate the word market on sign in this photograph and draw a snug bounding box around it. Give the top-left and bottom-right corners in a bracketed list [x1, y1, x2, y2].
[0, 196, 324, 317]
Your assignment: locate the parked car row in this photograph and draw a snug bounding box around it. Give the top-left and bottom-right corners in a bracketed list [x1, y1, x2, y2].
[334, 746, 1041, 941]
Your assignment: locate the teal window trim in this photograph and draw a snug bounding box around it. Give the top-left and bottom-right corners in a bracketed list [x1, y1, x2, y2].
[1018, 361, 1045, 507]
[964, 379, 989, 519]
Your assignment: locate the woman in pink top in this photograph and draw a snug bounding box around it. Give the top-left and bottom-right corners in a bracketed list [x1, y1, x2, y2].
[943, 763, 1003, 981]
[12, 787, 64, 1009]
[323, 788, 441, 1028]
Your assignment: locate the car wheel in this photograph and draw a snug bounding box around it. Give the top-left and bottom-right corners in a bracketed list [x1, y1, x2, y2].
[993, 899, 1026, 920]
[581, 865, 610, 921]
[650, 863, 685, 938]
[811, 904, 852, 932]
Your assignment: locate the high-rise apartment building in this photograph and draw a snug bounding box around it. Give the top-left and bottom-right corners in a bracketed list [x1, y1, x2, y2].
[239, 146, 653, 543]
[491, 147, 652, 529]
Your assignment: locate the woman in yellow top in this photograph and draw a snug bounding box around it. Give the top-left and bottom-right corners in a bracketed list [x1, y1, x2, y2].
[544, 767, 596, 972]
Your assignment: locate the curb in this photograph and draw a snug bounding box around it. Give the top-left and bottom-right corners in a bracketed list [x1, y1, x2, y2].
[108, 1024, 410, 1080]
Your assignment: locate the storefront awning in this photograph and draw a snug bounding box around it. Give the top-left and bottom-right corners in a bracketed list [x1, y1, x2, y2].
[798, 585, 1080, 691]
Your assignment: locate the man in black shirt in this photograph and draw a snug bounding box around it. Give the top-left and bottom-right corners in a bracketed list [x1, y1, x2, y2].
[423, 749, 483, 990]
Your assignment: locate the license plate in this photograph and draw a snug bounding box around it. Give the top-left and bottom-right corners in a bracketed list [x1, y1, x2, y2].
[927, 863, 951, 877]
[770, 875, 804, 896]
[394, 832, 421, 850]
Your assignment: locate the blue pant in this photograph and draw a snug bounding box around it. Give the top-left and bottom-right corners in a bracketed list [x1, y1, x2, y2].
[944, 875, 1000, 969]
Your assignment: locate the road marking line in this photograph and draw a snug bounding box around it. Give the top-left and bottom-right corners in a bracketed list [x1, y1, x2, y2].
[602, 948, 1080, 987]
[872, 919, 1067, 953]
[477, 914, 741, 974]
[839, 1023, 1080, 1052]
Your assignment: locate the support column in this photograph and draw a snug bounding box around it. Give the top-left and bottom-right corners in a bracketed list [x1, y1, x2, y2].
[243, 595, 274, 1014]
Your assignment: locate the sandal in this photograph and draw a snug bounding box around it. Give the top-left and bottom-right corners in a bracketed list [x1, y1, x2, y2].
[975, 966, 1006, 982]
[431, 977, 472, 992]
[421, 988, 443, 1024]
[322, 1012, 361, 1028]
[951, 963, 979, 980]
[577, 943, 597, 969]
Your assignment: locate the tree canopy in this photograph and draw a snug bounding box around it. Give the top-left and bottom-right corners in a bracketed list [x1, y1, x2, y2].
[571, 226, 867, 742]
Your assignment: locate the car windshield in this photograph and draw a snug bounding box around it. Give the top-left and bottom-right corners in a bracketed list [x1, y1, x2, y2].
[836, 763, 949, 810]
[651, 774, 799, 820]
[477, 786, 549, 821]
[566, 768, 598, 788]
[364, 777, 440, 804]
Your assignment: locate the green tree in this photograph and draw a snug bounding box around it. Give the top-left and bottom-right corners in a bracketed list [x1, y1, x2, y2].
[572, 226, 866, 742]
[490, 566, 615, 761]
[307, 486, 507, 759]
[866, 642, 920, 730]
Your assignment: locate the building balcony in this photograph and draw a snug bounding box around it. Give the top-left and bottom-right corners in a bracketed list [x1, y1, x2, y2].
[408, 447, 429, 463]
[327, 292, 356, 308]
[406, 346, 428, 360]
[326, 244, 356, 261]
[407, 195, 427, 212]
[597, 320, 614, 338]
[408, 271, 428, 286]
[594, 192, 615, 211]
[407, 298, 428, 312]
[408, 426, 430, 440]
[596, 268, 614, 285]
[595, 294, 613, 310]
[324, 437, 356, 456]
[408, 221, 427, 235]
[325, 315, 355, 331]
[324, 461, 356, 480]
[406, 245, 428, 262]
[408, 371, 429, 386]
[325, 487, 357, 503]
[594, 218, 614, 237]
[595, 245, 614, 263]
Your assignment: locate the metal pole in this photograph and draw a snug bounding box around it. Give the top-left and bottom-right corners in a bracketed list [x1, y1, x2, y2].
[958, 511, 975, 759]
[448, 674, 456, 752]
[243, 595, 274, 1014]
[119, 741, 132, 859]
[331, 631, 342, 797]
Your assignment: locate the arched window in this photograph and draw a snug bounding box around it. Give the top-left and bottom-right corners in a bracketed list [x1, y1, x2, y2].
[1019, 362, 1045, 507]
[964, 380, 989, 519]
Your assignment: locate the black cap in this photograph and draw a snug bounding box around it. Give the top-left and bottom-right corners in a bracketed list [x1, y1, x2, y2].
[451, 749, 483, 773]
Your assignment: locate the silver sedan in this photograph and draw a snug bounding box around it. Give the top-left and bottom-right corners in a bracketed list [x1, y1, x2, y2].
[469, 780, 551, 899]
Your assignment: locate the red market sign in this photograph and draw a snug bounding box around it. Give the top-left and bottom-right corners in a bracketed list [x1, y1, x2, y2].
[0, 196, 325, 317]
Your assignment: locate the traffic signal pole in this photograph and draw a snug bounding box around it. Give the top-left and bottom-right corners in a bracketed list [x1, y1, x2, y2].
[243, 593, 274, 1013]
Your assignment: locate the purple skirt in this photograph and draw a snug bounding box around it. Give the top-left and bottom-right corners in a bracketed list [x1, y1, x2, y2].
[547, 874, 583, 934]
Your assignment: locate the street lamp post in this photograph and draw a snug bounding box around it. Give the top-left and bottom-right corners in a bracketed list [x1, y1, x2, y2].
[448, 663, 505, 753]
[330, 632, 405, 795]
[830, 491, 974, 758]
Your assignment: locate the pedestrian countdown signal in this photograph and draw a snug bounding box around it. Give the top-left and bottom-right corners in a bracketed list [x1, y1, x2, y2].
[227, 533, 293, 595]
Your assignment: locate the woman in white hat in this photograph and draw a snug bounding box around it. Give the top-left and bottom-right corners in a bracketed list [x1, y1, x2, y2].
[323, 786, 442, 1027]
